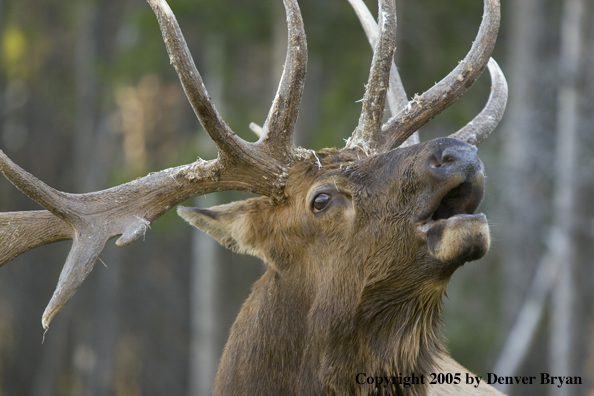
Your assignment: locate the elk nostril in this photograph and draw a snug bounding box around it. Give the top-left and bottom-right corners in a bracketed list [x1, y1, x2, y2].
[441, 153, 458, 164]
[430, 151, 459, 168]
[438, 147, 466, 167]
[428, 143, 481, 174]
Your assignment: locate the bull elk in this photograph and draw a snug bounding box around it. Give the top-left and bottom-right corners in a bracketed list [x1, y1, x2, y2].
[0, 0, 508, 395]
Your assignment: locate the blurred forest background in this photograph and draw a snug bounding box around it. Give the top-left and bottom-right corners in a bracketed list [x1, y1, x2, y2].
[0, 0, 593, 395]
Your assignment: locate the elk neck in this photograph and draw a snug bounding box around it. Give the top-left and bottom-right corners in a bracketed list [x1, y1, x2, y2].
[212, 144, 473, 395]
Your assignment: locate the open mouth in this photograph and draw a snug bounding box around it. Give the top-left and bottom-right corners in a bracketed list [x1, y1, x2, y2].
[430, 181, 483, 221]
[418, 177, 490, 264]
[418, 178, 485, 230]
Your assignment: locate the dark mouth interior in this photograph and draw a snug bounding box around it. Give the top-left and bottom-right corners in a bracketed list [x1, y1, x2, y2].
[431, 182, 480, 221]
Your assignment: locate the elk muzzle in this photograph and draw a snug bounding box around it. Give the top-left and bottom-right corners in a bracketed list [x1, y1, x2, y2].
[418, 138, 490, 265]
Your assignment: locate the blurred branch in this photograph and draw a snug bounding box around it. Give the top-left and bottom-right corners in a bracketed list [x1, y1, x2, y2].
[493, 228, 565, 389]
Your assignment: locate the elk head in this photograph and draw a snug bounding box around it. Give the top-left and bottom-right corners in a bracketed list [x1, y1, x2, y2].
[180, 137, 488, 294]
[0, 0, 507, 394]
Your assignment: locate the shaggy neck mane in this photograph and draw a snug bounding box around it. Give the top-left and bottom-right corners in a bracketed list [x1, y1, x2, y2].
[354, 279, 447, 395]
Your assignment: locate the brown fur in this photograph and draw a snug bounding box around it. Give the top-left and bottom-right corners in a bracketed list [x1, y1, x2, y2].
[178, 138, 503, 396]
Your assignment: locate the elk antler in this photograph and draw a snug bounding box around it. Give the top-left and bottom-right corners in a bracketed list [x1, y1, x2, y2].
[259, 0, 307, 155]
[345, 0, 504, 153]
[0, 0, 307, 329]
[449, 58, 508, 145]
[0, 0, 505, 330]
[345, 0, 397, 153]
[380, 0, 502, 151]
[346, 0, 419, 147]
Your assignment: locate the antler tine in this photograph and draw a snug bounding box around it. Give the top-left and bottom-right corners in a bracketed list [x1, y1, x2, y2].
[449, 58, 508, 145]
[42, 234, 107, 329]
[346, 0, 419, 148]
[382, 0, 501, 151]
[260, 0, 307, 156]
[148, 0, 300, 182]
[147, 0, 250, 162]
[345, 0, 397, 154]
[347, 0, 406, 114]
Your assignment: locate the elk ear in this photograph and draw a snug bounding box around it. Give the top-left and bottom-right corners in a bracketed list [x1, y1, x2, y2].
[177, 202, 257, 256]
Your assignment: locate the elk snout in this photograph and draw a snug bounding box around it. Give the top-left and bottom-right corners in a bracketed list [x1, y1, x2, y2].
[428, 138, 482, 180]
[417, 138, 489, 266]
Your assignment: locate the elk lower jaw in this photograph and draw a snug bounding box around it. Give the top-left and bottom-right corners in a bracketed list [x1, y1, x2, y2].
[419, 213, 490, 265]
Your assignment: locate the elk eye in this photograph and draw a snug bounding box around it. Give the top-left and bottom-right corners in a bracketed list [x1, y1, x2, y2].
[312, 193, 331, 212]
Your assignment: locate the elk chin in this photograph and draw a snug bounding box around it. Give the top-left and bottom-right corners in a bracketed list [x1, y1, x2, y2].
[420, 214, 490, 265]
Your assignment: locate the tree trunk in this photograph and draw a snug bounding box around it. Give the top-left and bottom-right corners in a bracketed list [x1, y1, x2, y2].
[499, 0, 553, 331]
[188, 200, 220, 396]
[187, 34, 225, 396]
[549, 0, 588, 395]
[72, 2, 122, 395]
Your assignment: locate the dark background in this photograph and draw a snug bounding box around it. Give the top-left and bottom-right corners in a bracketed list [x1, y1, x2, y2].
[0, 0, 593, 395]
